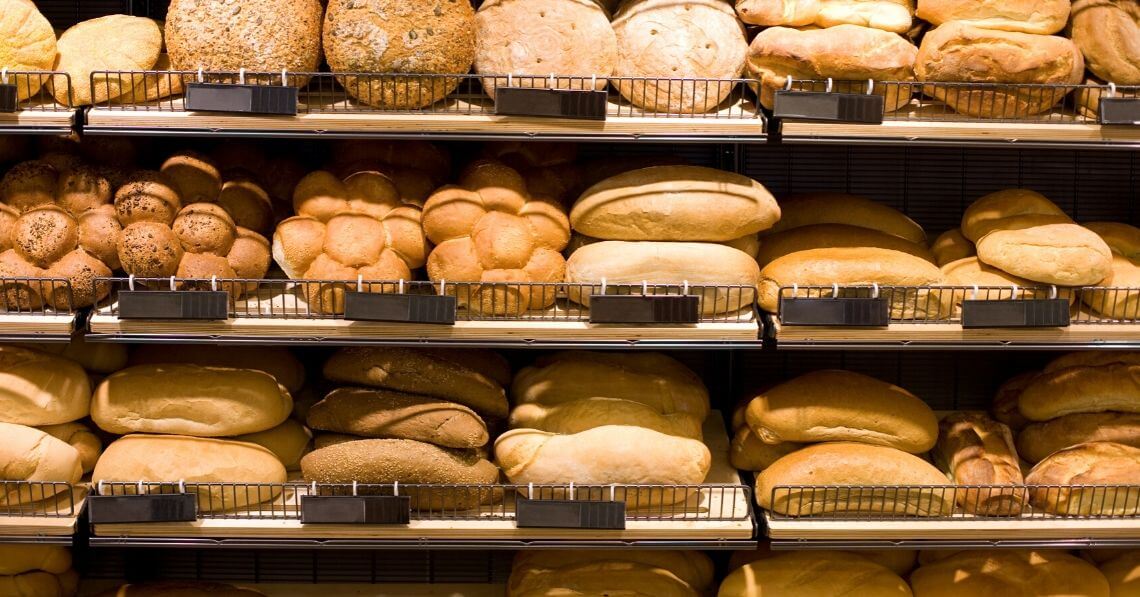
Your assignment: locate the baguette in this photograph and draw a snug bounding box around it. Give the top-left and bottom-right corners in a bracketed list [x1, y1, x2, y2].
[307, 388, 488, 449]
[767, 193, 926, 243]
[729, 427, 801, 472]
[508, 398, 703, 440]
[0, 422, 81, 505]
[755, 224, 934, 268]
[1025, 441, 1140, 516]
[1018, 363, 1140, 421]
[756, 442, 955, 516]
[1017, 412, 1140, 463]
[934, 413, 1026, 516]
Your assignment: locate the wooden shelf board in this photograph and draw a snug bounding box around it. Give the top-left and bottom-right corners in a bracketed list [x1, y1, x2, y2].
[0, 313, 77, 338]
[772, 320, 1140, 347]
[764, 512, 1140, 541]
[0, 110, 74, 132]
[781, 120, 1140, 145]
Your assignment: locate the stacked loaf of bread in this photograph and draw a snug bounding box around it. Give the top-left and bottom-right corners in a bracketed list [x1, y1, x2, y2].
[497, 352, 712, 506]
[736, 0, 914, 32]
[1070, 0, 1140, 87]
[509, 550, 715, 597]
[719, 550, 913, 596]
[0, 546, 77, 597]
[302, 347, 505, 510]
[567, 165, 776, 316]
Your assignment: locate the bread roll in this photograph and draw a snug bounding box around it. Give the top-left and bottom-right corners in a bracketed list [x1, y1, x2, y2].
[915, 23, 1084, 118]
[718, 551, 912, 597]
[509, 398, 703, 440]
[1018, 413, 1140, 463]
[935, 413, 1025, 516]
[746, 370, 938, 453]
[1045, 351, 1140, 373]
[746, 25, 918, 111]
[51, 16, 163, 106]
[0, 546, 71, 575]
[0, 0, 56, 102]
[511, 351, 710, 420]
[495, 426, 711, 506]
[758, 247, 949, 316]
[990, 371, 1037, 431]
[474, 0, 616, 99]
[756, 442, 955, 516]
[93, 435, 286, 512]
[308, 388, 488, 449]
[37, 422, 101, 474]
[1071, 0, 1140, 85]
[0, 422, 81, 505]
[1025, 442, 1140, 516]
[232, 419, 312, 470]
[931, 228, 976, 266]
[323, 347, 509, 418]
[570, 166, 779, 242]
[126, 344, 305, 394]
[92, 365, 292, 437]
[916, 0, 1070, 34]
[1100, 551, 1140, 597]
[0, 571, 71, 597]
[94, 581, 266, 596]
[0, 346, 90, 426]
[1018, 363, 1140, 421]
[300, 439, 499, 510]
[612, 0, 747, 114]
[513, 551, 715, 593]
[566, 241, 761, 316]
[910, 550, 1110, 597]
[729, 427, 801, 472]
[756, 224, 934, 268]
[769, 193, 926, 244]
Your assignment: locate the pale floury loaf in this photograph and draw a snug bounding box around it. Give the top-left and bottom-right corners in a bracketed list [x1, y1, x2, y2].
[0, 346, 90, 427]
[612, 0, 748, 114]
[474, 0, 617, 98]
[51, 15, 163, 106]
[736, 0, 914, 32]
[916, 0, 1071, 34]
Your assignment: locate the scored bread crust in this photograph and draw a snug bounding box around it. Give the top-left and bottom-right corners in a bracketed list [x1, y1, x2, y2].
[1025, 441, 1140, 516]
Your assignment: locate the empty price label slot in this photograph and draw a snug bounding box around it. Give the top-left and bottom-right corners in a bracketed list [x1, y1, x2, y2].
[88, 493, 197, 524]
[300, 495, 411, 525]
[961, 299, 1070, 328]
[118, 291, 229, 320]
[343, 292, 457, 325]
[515, 498, 626, 530]
[495, 87, 607, 121]
[589, 295, 700, 324]
[780, 297, 890, 327]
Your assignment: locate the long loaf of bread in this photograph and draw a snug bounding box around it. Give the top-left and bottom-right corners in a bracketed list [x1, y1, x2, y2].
[934, 412, 1026, 516]
[307, 388, 488, 449]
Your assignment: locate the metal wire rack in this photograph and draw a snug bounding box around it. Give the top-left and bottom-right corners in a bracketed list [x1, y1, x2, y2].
[0, 71, 73, 110]
[0, 277, 78, 314]
[0, 481, 79, 517]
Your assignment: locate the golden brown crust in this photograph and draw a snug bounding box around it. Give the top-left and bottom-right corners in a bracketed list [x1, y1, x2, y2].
[916, 0, 1070, 34]
[308, 387, 489, 449]
[757, 223, 934, 268]
[1018, 413, 1140, 463]
[1071, 0, 1140, 85]
[1025, 441, 1140, 515]
[935, 412, 1026, 515]
[1019, 363, 1140, 421]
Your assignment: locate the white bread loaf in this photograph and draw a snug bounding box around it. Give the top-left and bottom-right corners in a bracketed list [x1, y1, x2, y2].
[1045, 351, 1140, 373]
[729, 427, 801, 472]
[1083, 222, 1140, 319]
[38, 422, 101, 474]
[570, 166, 779, 242]
[92, 435, 286, 512]
[916, 0, 1071, 34]
[127, 344, 305, 394]
[566, 241, 761, 316]
[1100, 551, 1140, 597]
[0, 571, 72, 597]
[232, 419, 312, 471]
[769, 193, 926, 244]
[935, 412, 1026, 516]
[756, 442, 955, 516]
[910, 550, 1109, 597]
[1071, 0, 1140, 85]
[511, 351, 710, 420]
[612, 0, 747, 114]
[92, 364, 293, 437]
[22, 337, 127, 375]
[961, 189, 1067, 241]
[0, 545, 71, 575]
[745, 370, 938, 453]
[1017, 413, 1140, 463]
[1018, 362, 1140, 421]
[756, 224, 935, 268]
[941, 256, 1035, 292]
[513, 551, 715, 594]
[0, 346, 90, 426]
[1025, 441, 1140, 516]
[718, 551, 912, 597]
[746, 25, 918, 111]
[509, 398, 703, 440]
[727, 547, 918, 579]
[307, 388, 489, 449]
[0, 422, 82, 505]
[930, 228, 976, 266]
[736, 0, 914, 32]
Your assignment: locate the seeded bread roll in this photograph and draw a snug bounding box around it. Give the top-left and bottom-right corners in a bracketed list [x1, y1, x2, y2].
[1071, 0, 1140, 85]
[935, 412, 1026, 516]
[719, 551, 912, 597]
[1025, 441, 1140, 516]
[1018, 363, 1140, 421]
[0, 346, 90, 427]
[37, 422, 101, 474]
[769, 193, 926, 244]
[931, 228, 976, 266]
[729, 427, 802, 472]
[756, 224, 935, 268]
[916, 0, 1070, 34]
[308, 388, 489, 449]
[910, 550, 1110, 597]
[1018, 413, 1140, 463]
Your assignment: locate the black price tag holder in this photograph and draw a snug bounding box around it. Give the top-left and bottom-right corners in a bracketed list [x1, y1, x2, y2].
[779, 285, 889, 327]
[117, 276, 228, 320]
[301, 482, 411, 525]
[589, 281, 700, 324]
[961, 286, 1070, 329]
[772, 77, 884, 124]
[494, 76, 607, 121]
[1099, 85, 1140, 125]
[88, 482, 197, 524]
[0, 81, 18, 113]
[184, 69, 298, 116]
[342, 279, 457, 325]
[515, 486, 626, 530]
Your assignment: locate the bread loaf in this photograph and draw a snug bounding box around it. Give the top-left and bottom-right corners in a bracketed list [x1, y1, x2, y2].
[474, 0, 616, 99]
[324, 0, 476, 109]
[1018, 363, 1140, 421]
[566, 241, 761, 316]
[916, 0, 1070, 34]
[51, 16, 163, 106]
[935, 413, 1026, 516]
[0, 0, 56, 102]
[509, 398, 703, 440]
[961, 189, 1067, 241]
[910, 550, 1109, 597]
[976, 215, 1112, 286]
[1100, 551, 1140, 597]
[1025, 441, 1140, 516]
[756, 224, 935, 268]
[0, 346, 90, 426]
[1071, 0, 1140, 85]
[746, 370, 938, 453]
[612, 0, 747, 114]
[232, 419, 312, 470]
[1083, 222, 1140, 318]
[513, 551, 714, 593]
[495, 426, 711, 505]
[323, 347, 509, 418]
[931, 228, 976, 266]
[570, 166, 779, 242]
[37, 422, 101, 474]
[511, 556, 706, 597]
[23, 336, 127, 375]
[92, 435, 286, 512]
[511, 351, 709, 419]
[727, 547, 917, 578]
[729, 427, 801, 472]
[0, 571, 72, 597]
[756, 442, 955, 516]
[990, 371, 1037, 431]
[0, 546, 70, 575]
[166, 0, 322, 84]
[915, 23, 1084, 118]
[718, 551, 912, 597]
[127, 344, 305, 394]
[769, 193, 926, 244]
[1045, 351, 1140, 373]
[308, 388, 488, 449]
[747, 25, 918, 111]
[1018, 413, 1140, 463]
[92, 364, 293, 437]
[568, 231, 761, 260]
[758, 247, 949, 315]
[736, 0, 914, 32]
[0, 422, 81, 505]
[94, 581, 266, 596]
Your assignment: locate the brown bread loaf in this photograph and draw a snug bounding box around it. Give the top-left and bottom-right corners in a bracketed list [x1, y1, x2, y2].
[307, 388, 489, 449]
[934, 412, 1026, 516]
[1018, 412, 1140, 463]
[1025, 441, 1140, 516]
[1018, 363, 1140, 421]
[1071, 0, 1140, 85]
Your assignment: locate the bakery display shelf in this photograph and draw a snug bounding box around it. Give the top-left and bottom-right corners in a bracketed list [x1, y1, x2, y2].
[0, 71, 77, 135]
[0, 481, 86, 545]
[0, 276, 82, 342]
[84, 277, 763, 348]
[767, 285, 1140, 350]
[89, 415, 753, 549]
[773, 80, 1140, 148]
[83, 71, 765, 141]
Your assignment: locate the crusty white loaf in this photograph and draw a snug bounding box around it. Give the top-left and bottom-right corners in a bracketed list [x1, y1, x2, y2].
[570, 166, 780, 242]
[930, 228, 976, 266]
[935, 412, 1026, 516]
[719, 551, 912, 597]
[0, 423, 81, 505]
[1018, 362, 1140, 421]
[1025, 441, 1140, 516]
[769, 193, 926, 243]
[1071, 0, 1140, 85]
[756, 224, 935, 268]
[1018, 412, 1140, 463]
[127, 344, 305, 394]
[0, 345, 90, 427]
[916, 0, 1071, 34]
[1083, 222, 1140, 319]
[37, 422, 101, 474]
[509, 398, 703, 440]
[961, 189, 1067, 241]
[910, 550, 1110, 597]
[92, 364, 293, 437]
[729, 427, 802, 472]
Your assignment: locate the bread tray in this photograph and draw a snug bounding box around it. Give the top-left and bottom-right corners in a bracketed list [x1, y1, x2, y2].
[0, 481, 86, 544]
